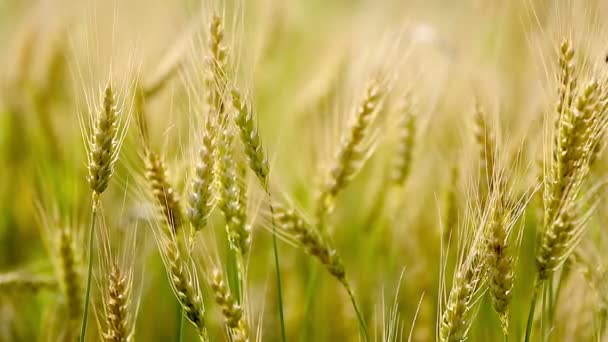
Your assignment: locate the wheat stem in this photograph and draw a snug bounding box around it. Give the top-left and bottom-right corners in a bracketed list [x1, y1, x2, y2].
[80, 196, 98, 342]
[524, 276, 541, 342]
[268, 194, 287, 342]
[345, 283, 369, 342]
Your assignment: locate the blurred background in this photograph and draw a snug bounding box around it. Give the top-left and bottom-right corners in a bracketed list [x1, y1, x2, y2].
[1, 0, 608, 341]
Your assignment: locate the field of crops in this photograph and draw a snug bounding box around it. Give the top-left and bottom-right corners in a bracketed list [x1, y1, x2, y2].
[1, 0, 608, 341]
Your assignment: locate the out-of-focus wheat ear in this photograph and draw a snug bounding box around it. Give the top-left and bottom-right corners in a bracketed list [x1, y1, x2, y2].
[217, 128, 251, 255]
[390, 94, 416, 186]
[443, 164, 460, 244]
[317, 78, 386, 224]
[440, 240, 486, 342]
[144, 150, 184, 234]
[102, 263, 133, 342]
[231, 89, 270, 186]
[87, 83, 121, 198]
[210, 269, 250, 342]
[473, 101, 495, 203]
[134, 88, 150, 149]
[158, 233, 208, 341]
[57, 226, 84, 323]
[0, 273, 57, 294]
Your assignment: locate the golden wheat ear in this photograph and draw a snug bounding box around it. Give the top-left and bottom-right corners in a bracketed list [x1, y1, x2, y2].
[86, 84, 121, 197]
[154, 228, 209, 341]
[144, 149, 184, 235]
[210, 269, 250, 342]
[316, 77, 387, 225]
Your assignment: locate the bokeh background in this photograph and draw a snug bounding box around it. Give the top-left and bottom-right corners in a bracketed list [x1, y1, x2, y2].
[2, 0, 608, 341]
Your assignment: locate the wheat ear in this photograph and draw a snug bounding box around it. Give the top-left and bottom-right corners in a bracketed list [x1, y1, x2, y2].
[272, 201, 369, 340]
[102, 263, 133, 342]
[317, 78, 385, 223]
[157, 234, 209, 341]
[390, 95, 416, 186]
[211, 269, 249, 342]
[144, 150, 184, 234]
[0, 273, 57, 293]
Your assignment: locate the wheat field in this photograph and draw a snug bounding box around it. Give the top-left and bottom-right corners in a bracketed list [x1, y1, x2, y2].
[2, 0, 608, 341]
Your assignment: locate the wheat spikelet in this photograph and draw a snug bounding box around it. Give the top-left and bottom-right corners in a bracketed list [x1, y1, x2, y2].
[231, 90, 270, 185]
[206, 14, 228, 120]
[555, 39, 577, 131]
[87, 84, 121, 196]
[159, 235, 208, 341]
[102, 264, 133, 342]
[210, 269, 249, 342]
[538, 78, 605, 280]
[217, 128, 251, 255]
[440, 250, 485, 342]
[273, 202, 346, 282]
[144, 150, 183, 234]
[0, 273, 57, 293]
[317, 78, 386, 220]
[187, 120, 215, 234]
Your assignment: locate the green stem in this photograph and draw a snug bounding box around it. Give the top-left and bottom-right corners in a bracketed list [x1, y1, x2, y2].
[524, 277, 542, 342]
[345, 283, 369, 342]
[300, 262, 320, 342]
[79, 197, 98, 342]
[266, 191, 286, 342]
[226, 237, 242, 302]
[178, 306, 184, 342]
